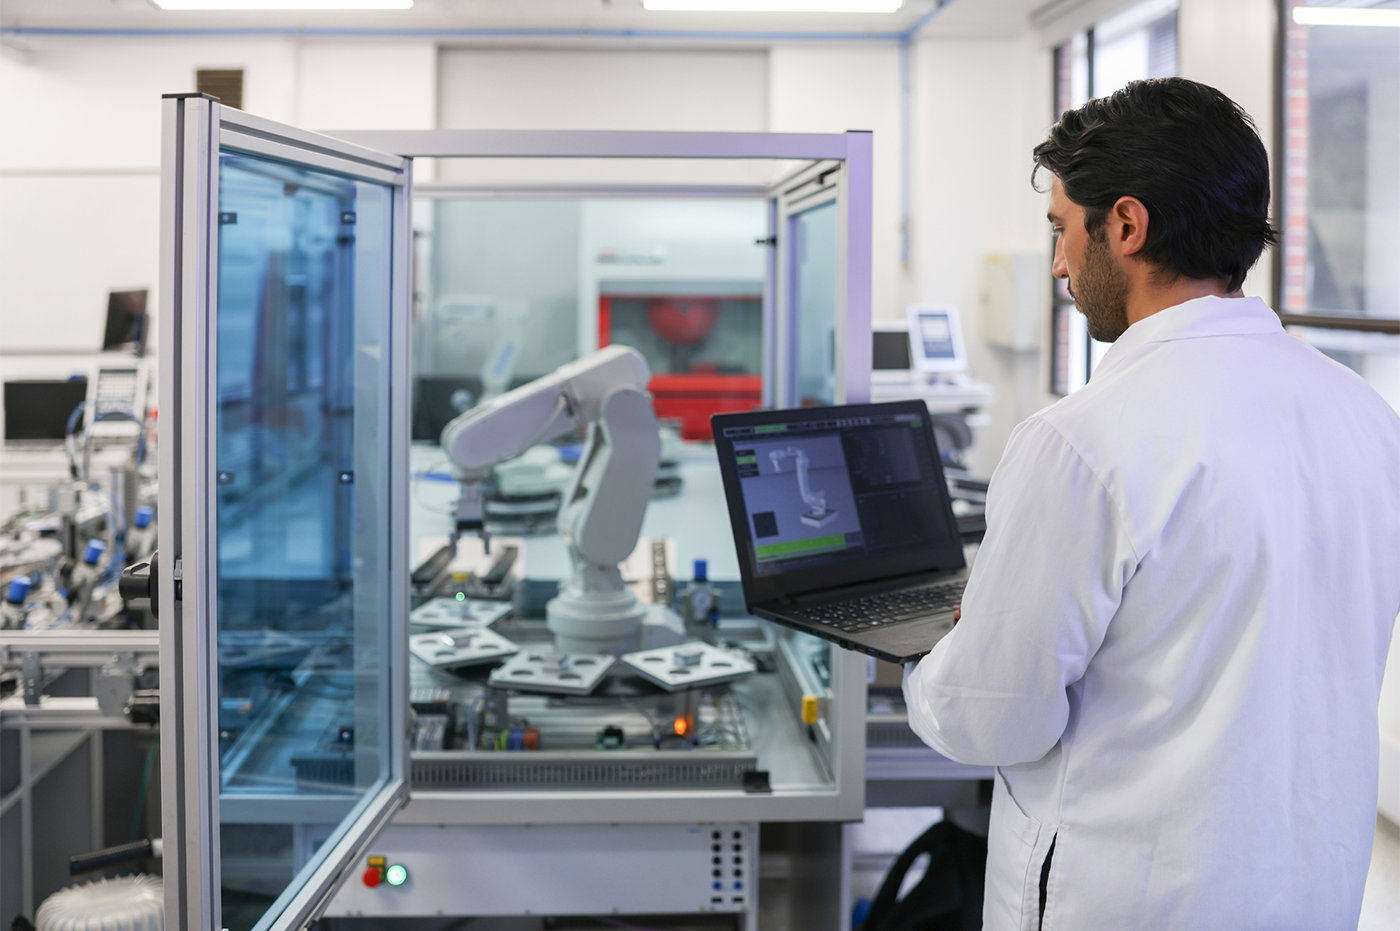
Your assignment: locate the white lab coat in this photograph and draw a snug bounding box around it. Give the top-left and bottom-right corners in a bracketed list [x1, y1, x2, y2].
[903, 296, 1400, 931]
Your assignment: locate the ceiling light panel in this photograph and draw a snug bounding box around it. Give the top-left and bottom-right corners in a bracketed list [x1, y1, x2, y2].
[1292, 6, 1400, 26]
[153, 0, 413, 9]
[643, 0, 904, 11]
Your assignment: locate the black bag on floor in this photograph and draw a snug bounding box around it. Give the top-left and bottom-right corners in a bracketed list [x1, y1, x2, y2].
[857, 819, 987, 931]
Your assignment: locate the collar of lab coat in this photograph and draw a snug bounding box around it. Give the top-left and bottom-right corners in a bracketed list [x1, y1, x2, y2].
[1093, 295, 1283, 379]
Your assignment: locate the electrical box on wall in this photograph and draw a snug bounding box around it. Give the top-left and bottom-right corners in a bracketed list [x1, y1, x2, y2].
[981, 252, 1045, 351]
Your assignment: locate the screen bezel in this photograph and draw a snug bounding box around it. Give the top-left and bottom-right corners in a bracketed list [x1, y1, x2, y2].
[712, 400, 965, 608]
[905, 303, 967, 374]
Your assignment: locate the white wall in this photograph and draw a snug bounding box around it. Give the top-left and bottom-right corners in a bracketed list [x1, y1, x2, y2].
[295, 41, 436, 132]
[0, 37, 435, 353]
[435, 48, 772, 187]
[0, 19, 1286, 458]
[0, 38, 292, 352]
[767, 44, 903, 328]
[910, 34, 1056, 476]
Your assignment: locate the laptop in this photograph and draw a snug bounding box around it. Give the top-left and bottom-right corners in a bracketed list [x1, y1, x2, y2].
[712, 400, 968, 663]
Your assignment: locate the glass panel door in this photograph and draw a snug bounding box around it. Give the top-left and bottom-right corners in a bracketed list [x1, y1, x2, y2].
[215, 153, 390, 931]
[790, 199, 839, 407]
[160, 96, 409, 931]
[770, 160, 846, 409]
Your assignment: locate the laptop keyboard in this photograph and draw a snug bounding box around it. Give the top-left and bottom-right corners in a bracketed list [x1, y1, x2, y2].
[791, 581, 964, 634]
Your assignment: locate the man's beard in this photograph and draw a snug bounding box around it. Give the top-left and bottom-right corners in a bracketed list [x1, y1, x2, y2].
[1069, 231, 1131, 342]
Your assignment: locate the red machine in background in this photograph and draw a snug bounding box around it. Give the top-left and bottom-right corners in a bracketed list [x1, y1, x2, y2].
[598, 291, 762, 441]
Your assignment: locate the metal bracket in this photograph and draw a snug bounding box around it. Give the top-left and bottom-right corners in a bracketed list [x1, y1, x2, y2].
[22, 651, 40, 706]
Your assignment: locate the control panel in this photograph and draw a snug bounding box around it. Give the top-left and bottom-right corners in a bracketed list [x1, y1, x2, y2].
[329, 822, 757, 921]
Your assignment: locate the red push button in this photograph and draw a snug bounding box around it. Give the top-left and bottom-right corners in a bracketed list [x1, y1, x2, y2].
[362, 867, 382, 887]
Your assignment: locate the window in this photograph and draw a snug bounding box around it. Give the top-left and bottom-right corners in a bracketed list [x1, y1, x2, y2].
[1279, 0, 1400, 413]
[1048, 0, 1180, 395]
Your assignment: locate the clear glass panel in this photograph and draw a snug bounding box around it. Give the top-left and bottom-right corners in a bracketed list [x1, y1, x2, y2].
[413, 197, 767, 443]
[1282, 9, 1400, 320]
[790, 199, 838, 406]
[401, 183, 841, 802]
[215, 152, 391, 931]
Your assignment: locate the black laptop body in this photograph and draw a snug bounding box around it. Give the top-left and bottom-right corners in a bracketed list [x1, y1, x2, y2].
[712, 400, 968, 664]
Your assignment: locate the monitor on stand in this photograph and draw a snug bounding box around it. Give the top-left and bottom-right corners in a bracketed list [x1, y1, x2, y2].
[102, 289, 149, 356]
[871, 320, 913, 384]
[3, 378, 89, 445]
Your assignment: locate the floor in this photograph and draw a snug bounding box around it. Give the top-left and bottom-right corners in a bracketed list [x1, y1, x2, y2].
[1360, 816, 1400, 931]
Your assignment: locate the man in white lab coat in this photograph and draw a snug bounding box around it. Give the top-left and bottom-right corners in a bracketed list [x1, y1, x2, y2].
[903, 77, 1400, 930]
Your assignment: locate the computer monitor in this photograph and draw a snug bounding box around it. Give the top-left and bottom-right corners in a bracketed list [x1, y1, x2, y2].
[3, 378, 88, 442]
[906, 304, 968, 375]
[102, 289, 148, 355]
[871, 320, 913, 384]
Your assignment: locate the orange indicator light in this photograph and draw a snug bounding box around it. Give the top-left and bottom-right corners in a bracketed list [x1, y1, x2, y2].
[674, 716, 688, 736]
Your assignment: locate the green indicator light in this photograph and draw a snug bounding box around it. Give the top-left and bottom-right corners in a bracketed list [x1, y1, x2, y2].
[456, 592, 465, 602]
[385, 864, 408, 886]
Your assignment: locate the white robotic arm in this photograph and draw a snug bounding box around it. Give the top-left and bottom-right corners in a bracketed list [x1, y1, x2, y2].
[441, 344, 651, 473]
[769, 446, 838, 528]
[439, 346, 663, 653]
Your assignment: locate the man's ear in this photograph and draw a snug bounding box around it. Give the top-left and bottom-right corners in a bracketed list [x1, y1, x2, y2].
[1111, 195, 1150, 257]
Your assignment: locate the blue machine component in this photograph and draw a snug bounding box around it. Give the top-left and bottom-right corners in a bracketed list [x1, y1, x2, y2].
[83, 539, 106, 566]
[6, 576, 32, 605]
[133, 505, 154, 529]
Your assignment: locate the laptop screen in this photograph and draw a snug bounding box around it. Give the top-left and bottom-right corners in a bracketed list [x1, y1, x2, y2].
[713, 401, 965, 606]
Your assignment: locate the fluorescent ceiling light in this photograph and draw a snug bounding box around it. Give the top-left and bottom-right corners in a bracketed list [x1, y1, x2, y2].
[153, 0, 412, 9]
[643, 0, 903, 11]
[1292, 6, 1400, 26]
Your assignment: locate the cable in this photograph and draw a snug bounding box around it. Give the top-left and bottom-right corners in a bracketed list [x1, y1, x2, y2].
[64, 400, 86, 479]
[412, 459, 462, 516]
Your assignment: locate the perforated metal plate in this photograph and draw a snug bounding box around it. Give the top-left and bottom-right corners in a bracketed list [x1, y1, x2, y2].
[411, 749, 759, 789]
[487, 651, 616, 695]
[620, 642, 757, 692]
[410, 596, 513, 630]
[409, 628, 520, 669]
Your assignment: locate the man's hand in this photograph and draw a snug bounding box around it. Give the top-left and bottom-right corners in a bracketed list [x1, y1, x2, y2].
[953, 604, 961, 624]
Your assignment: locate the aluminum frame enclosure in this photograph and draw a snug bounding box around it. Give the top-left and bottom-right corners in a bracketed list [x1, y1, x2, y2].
[160, 117, 875, 931]
[330, 127, 874, 830]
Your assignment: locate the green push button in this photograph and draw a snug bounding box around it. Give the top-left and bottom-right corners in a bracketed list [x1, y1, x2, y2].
[385, 863, 408, 886]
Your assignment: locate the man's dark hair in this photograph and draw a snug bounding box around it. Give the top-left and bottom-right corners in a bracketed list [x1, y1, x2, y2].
[1033, 77, 1278, 293]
